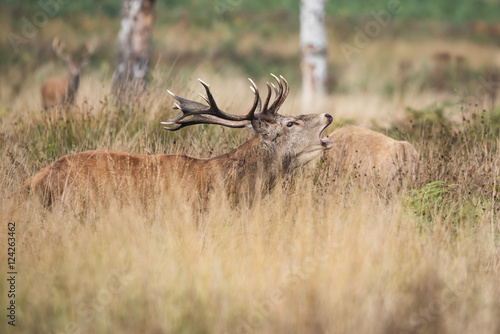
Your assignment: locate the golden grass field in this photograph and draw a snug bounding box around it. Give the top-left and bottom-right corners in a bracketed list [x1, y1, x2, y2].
[1, 11, 500, 334]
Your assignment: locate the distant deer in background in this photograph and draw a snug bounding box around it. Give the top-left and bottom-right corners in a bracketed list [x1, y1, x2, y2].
[25, 75, 334, 207]
[324, 125, 420, 194]
[40, 38, 94, 109]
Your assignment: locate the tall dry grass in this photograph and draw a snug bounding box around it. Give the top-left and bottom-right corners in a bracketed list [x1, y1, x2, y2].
[0, 70, 499, 334]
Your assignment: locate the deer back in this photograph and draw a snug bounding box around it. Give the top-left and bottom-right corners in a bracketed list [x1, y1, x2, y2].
[24, 150, 214, 206]
[324, 125, 420, 190]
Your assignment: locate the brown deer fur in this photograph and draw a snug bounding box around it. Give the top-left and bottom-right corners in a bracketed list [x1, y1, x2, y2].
[25, 76, 334, 206]
[324, 125, 419, 192]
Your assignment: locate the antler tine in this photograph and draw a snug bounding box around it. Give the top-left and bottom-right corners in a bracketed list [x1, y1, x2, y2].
[167, 89, 176, 99]
[197, 78, 219, 112]
[249, 78, 264, 113]
[162, 124, 182, 131]
[198, 93, 209, 103]
[268, 73, 284, 114]
[261, 82, 272, 114]
[245, 78, 261, 119]
[161, 108, 185, 124]
[276, 75, 290, 110]
[270, 82, 279, 96]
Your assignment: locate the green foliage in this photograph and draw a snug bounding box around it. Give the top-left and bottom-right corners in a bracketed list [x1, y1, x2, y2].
[3, 0, 500, 24]
[408, 181, 455, 223]
[327, 0, 500, 22]
[387, 103, 499, 228]
[408, 179, 497, 229]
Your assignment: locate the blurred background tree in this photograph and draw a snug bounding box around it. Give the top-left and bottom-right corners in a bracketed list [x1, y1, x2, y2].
[300, 0, 327, 109]
[112, 0, 155, 101]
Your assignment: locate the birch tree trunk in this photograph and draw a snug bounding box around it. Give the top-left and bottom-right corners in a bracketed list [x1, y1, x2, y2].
[112, 0, 155, 101]
[300, 0, 327, 109]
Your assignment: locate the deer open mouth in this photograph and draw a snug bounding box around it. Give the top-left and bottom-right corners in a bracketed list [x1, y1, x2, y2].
[319, 125, 334, 148]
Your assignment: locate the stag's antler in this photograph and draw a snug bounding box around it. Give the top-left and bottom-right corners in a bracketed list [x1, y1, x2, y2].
[162, 75, 289, 131]
[162, 78, 260, 131]
[257, 74, 290, 121]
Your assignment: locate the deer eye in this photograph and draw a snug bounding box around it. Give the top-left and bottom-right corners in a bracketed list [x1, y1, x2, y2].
[286, 121, 294, 127]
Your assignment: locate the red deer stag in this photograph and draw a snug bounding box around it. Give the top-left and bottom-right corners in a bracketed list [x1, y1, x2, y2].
[40, 38, 94, 109]
[25, 75, 334, 206]
[324, 125, 419, 193]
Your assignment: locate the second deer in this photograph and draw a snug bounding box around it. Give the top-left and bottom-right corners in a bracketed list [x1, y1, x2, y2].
[324, 125, 420, 193]
[41, 38, 94, 109]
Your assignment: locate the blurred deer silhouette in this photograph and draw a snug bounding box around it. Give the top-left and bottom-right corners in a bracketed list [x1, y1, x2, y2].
[41, 38, 94, 109]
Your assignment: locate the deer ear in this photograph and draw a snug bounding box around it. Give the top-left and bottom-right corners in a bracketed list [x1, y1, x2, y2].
[251, 119, 277, 140]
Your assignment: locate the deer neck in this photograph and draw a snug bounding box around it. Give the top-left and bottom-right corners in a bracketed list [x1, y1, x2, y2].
[212, 135, 284, 192]
[67, 72, 80, 95]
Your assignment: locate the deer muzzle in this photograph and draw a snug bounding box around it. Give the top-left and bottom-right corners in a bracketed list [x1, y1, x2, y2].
[320, 114, 334, 149]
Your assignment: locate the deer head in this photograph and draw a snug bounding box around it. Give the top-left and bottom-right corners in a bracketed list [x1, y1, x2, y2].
[162, 74, 334, 171]
[52, 37, 93, 78]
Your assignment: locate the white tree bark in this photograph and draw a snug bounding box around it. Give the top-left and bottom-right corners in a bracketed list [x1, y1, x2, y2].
[112, 0, 155, 101]
[300, 0, 327, 109]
